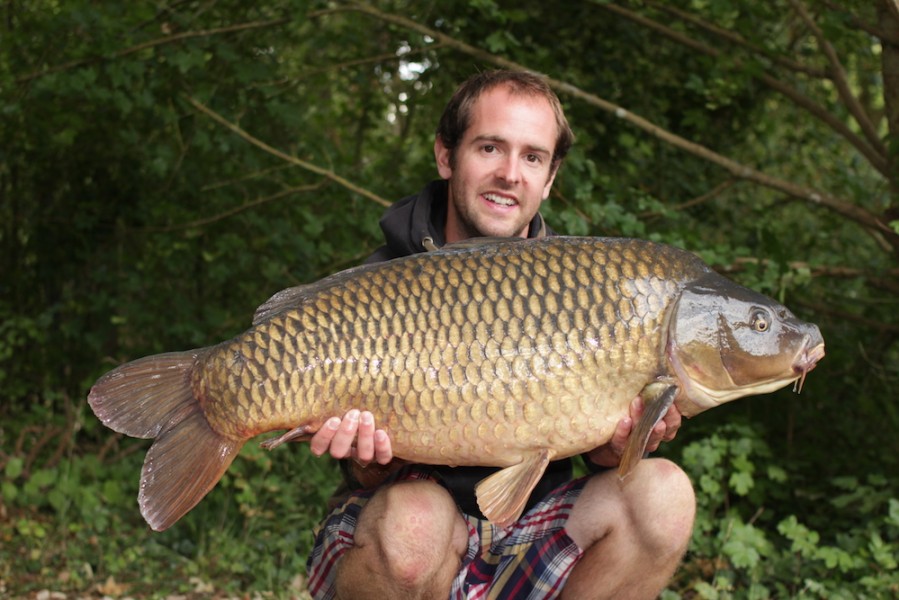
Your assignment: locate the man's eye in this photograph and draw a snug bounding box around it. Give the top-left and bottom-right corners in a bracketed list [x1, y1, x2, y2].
[483, 144, 496, 153]
[526, 154, 541, 163]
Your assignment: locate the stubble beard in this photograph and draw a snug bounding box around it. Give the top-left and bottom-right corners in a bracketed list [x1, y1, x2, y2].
[449, 178, 529, 240]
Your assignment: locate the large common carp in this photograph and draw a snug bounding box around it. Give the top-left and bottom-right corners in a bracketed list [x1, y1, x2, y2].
[88, 236, 824, 531]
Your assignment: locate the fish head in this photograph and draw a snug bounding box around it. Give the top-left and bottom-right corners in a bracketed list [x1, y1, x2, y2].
[668, 273, 825, 417]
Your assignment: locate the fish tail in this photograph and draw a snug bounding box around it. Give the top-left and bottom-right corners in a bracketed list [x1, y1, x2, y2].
[88, 350, 244, 531]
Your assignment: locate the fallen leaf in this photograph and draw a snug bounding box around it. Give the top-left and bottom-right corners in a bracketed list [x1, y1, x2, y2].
[189, 576, 214, 594]
[96, 575, 130, 596]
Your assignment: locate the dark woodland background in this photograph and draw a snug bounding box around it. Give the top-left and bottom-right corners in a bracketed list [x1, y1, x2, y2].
[2, 1, 897, 597]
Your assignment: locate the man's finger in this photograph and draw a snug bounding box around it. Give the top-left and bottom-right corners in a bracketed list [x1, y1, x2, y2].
[644, 420, 667, 453]
[328, 409, 361, 459]
[661, 405, 682, 441]
[373, 429, 393, 464]
[629, 395, 644, 421]
[354, 411, 376, 463]
[309, 417, 340, 456]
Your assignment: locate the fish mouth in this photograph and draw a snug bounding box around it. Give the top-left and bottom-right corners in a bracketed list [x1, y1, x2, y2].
[791, 340, 825, 393]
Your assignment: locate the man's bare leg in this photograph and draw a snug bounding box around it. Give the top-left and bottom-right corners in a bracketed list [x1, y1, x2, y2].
[561, 458, 696, 600]
[335, 480, 469, 600]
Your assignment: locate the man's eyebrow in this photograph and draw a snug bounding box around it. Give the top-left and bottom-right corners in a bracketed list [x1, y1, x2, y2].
[471, 134, 552, 155]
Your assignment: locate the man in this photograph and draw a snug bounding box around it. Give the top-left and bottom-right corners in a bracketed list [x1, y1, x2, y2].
[305, 70, 696, 599]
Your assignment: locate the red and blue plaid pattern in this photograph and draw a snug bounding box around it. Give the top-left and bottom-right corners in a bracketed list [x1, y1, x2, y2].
[307, 466, 587, 599]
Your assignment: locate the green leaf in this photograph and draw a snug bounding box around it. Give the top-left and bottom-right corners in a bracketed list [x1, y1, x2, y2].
[888, 498, 899, 527]
[778, 516, 820, 558]
[766, 465, 788, 483]
[699, 474, 722, 496]
[4, 457, 23, 479]
[1, 481, 17, 504]
[869, 532, 897, 570]
[729, 471, 754, 496]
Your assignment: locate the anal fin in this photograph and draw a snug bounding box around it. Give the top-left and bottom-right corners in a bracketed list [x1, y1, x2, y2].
[475, 449, 551, 528]
[617, 382, 678, 479]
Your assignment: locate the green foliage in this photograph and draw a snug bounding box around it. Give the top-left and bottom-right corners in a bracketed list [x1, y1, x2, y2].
[1, 414, 338, 597]
[661, 422, 899, 599]
[2, 0, 898, 596]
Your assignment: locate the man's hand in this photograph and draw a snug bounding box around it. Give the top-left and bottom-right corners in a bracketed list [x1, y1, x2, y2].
[309, 409, 393, 465]
[587, 395, 683, 468]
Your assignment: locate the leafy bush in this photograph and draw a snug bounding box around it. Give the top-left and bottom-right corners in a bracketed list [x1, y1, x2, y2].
[1, 403, 339, 598]
[662, 422, 899, 599]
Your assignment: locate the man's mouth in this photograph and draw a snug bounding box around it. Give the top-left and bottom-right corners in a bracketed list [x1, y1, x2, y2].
[483, 193, 516, 207]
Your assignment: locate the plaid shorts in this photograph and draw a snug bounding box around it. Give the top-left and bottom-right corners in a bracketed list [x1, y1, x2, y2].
[306, 465, 587, 599]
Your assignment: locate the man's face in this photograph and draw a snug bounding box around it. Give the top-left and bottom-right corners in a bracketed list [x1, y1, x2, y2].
[436, 86, 559, 243]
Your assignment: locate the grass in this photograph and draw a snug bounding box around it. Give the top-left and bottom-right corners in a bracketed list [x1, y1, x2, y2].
[1, 422, 337, 600]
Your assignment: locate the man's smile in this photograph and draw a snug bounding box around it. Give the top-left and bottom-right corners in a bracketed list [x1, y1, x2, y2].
[483, 192, 517, 207]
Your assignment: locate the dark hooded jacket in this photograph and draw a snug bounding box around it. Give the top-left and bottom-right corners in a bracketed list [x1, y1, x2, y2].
[366, 179, 551, 263]
[358, 179, 574, 518]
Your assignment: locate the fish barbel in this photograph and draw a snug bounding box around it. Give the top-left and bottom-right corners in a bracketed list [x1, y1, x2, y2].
[88, 236, 825, 530]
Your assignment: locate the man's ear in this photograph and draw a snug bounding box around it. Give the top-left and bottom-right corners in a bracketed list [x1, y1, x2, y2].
[434, 136, 453, 180]
[541, 165, 559, 200]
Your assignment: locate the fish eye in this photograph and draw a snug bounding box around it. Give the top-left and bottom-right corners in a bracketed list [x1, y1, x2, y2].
[751, 309, 770, 332]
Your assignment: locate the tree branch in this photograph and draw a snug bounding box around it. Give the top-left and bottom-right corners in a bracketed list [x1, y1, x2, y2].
[594, 1, 888, 176]
[637, 179, 738, 221]
[877, 0, 899, 212]
[337, 2, 898, 253]
[821, 0, 899, 46]
[556, 80, 896, 251]
[788, 0, 887, 158]
[796, 300, 899, 332]
[200, 165, 296, 191]
[144, 182, 328, 232]
[889, 0, 899, 29]
[297, 42, 447, 79]
[719, 259, 899, 297]
[642, 0, 826, 78]
[16, 17, 290, 83]
[184, 95, 391, 208]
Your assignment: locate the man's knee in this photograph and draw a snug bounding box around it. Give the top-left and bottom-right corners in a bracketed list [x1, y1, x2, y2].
[337, 480, 467, 595]
[570, 458, 695, 555]
[376, 480, 466, 583]
[626, 458, 696, 555]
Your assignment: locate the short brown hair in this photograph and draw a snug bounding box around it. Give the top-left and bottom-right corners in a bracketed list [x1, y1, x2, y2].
[436, 70, 574, 173]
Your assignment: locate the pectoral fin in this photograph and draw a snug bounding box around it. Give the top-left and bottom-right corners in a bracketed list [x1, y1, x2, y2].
[475, 449, 551, 528]
[617, 382, 678, 479]
[260, 424, 318, 449]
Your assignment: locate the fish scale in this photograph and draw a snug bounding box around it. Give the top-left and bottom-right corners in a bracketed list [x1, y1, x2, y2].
[88, 236, 824, 531]
[194, 239, 682, 462]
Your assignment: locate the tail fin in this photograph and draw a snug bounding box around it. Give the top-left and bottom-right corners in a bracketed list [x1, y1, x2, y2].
[88, 351, 244, 531]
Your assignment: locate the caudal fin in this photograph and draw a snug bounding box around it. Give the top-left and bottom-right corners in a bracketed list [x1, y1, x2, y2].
[88, 351, 244, 531]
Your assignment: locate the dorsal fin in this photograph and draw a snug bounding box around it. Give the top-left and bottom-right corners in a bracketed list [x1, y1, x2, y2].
[252, 263, 375, 325]
[440, 236, 527, 251]
[252, 283, 314, 325]
[252, 239, 524, 325]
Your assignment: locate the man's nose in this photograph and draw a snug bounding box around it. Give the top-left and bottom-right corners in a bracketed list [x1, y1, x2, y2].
[496, 155, 521, 184]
